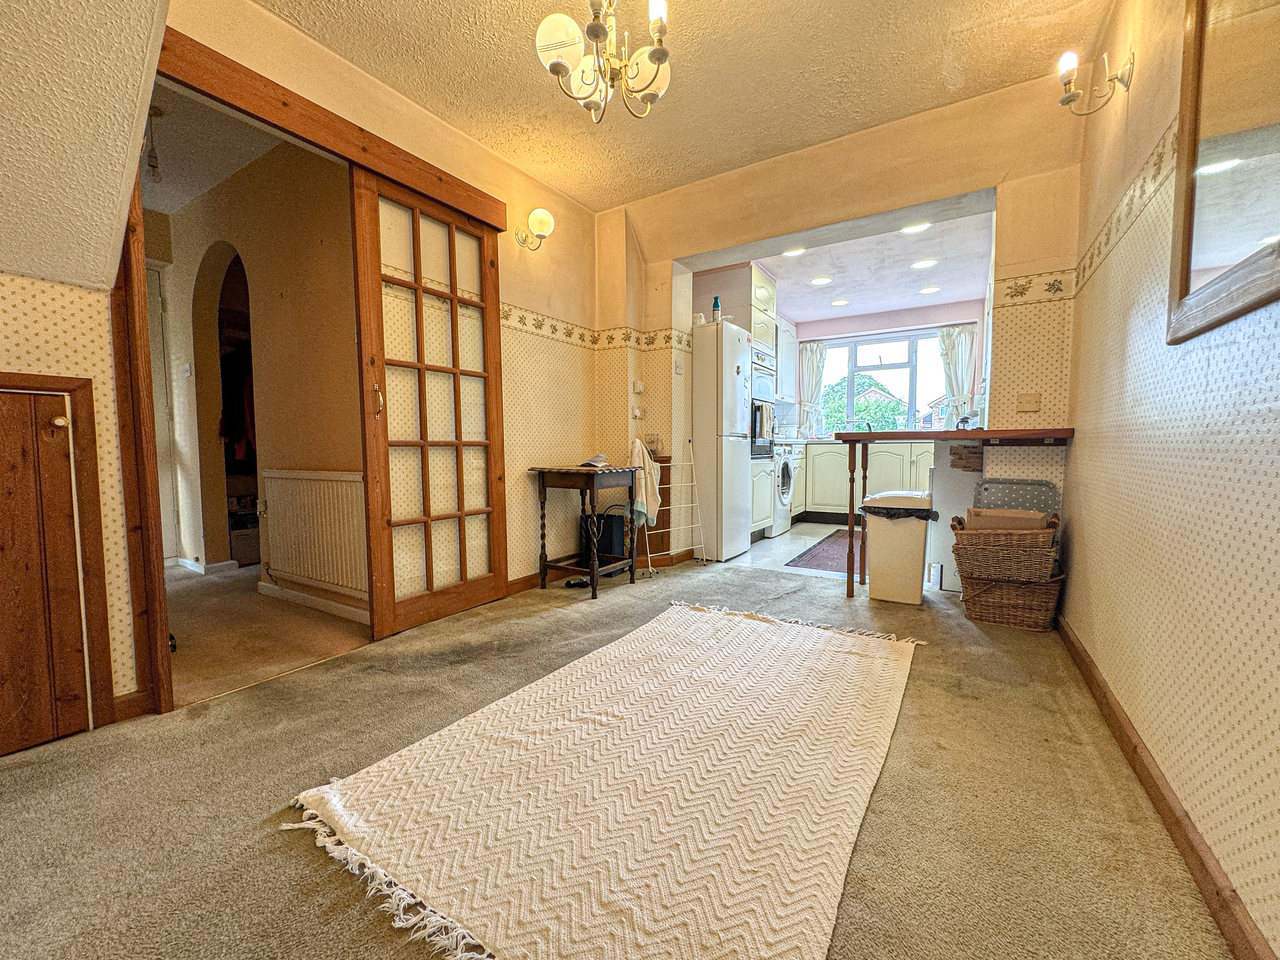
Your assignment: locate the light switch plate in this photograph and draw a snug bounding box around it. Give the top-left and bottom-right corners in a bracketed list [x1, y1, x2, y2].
[1016, 392, 1041, 412]
[674, 360, 684, 375]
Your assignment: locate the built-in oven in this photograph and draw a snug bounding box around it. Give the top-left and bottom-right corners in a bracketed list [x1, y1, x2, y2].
[750, 399, 774, 459]
[750, 349, 776, 403]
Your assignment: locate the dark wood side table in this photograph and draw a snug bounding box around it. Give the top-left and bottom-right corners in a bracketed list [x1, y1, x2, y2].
[529, 466, 639, 599]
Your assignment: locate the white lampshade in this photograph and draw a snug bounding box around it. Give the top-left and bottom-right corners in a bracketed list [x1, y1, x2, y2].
[570, 60, 613, 112]
[528, 208, 555, 240]
[536, 14, 584, 76]
[628, 46, 671, 103]
[649, 0, 667, 22]
[1058, 50, 1078, 79]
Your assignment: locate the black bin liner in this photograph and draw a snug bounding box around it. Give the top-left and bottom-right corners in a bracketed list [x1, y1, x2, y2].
[859, 505, 939, 522]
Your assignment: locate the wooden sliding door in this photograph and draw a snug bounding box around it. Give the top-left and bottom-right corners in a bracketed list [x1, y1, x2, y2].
[351, 167, 507, 638]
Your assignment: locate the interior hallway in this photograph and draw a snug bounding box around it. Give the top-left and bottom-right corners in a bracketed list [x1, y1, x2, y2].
[167, 564, 368, 706]
[0, 563, 1228, 959]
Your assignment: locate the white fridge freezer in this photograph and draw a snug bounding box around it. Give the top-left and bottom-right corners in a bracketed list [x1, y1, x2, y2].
[692, 322, 753, 561]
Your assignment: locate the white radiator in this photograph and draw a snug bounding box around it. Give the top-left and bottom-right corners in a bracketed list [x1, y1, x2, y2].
[261, 470, 368, 598]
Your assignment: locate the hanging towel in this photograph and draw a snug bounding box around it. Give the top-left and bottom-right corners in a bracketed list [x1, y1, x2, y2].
[630, 438, 662, 527]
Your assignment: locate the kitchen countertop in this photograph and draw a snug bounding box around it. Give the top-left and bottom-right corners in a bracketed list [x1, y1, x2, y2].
[833, 428, 1073, 445]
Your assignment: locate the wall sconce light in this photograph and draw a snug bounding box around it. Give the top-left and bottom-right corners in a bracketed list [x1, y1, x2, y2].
[1057, 50, 1134, 116]
[515, 208, 556, 251]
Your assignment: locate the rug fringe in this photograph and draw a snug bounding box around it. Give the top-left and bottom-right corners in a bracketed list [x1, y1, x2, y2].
[669, 600, 925, 644]
[282, 806, 496, 959]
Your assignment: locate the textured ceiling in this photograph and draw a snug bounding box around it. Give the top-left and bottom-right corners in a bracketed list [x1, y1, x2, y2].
[0, 0, 168, 290]
[250, 0, 1111, 210]
[759, 212, 993, 322]
[141, 81, 283, 214]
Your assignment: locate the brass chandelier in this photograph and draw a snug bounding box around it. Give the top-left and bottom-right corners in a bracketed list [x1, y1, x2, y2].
[535, 0, 671, 123]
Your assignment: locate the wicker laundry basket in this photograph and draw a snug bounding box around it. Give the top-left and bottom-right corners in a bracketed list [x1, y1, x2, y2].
[950, 517, 1059, 583]
[958, 576, 1064, 631]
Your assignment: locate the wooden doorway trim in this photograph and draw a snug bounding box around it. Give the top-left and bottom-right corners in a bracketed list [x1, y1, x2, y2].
[110, 178, 174, 718]
[0, 372, 116, 728]
[155, 27, 506, 232]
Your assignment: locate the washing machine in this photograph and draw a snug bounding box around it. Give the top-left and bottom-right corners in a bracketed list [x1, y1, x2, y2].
[766, 444, 795, 537]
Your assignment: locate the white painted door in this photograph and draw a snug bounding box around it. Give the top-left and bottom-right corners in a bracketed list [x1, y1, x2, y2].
[791, 458, 806, 513]
[751, 460, 775, 529]
[750, 305, 776, 355]
[909, 442, 935, 491]
[806, 444, 849, 513]
[777, 320, 797, 402]
[865, 442, 910, 497]
[146, 267, 179, 559]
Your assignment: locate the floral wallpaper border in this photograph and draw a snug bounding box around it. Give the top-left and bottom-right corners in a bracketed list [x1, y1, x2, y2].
[1075, 117, 1179, 293]
[500, 303, 691, 353]
[992, 269, 1076, 307]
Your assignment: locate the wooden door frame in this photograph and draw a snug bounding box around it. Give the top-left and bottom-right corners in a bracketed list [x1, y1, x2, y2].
[109, 24, 512, 715]
[155, 28, 505, 232]
[112, 179, 174, 718]
[0, 372, 117, 727]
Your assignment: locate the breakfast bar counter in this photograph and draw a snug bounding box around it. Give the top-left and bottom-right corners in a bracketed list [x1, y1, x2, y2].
[831, 429, 1075, 597]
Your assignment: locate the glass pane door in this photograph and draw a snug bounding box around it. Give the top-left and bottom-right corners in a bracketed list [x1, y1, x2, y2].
[352, 168, 506, 638]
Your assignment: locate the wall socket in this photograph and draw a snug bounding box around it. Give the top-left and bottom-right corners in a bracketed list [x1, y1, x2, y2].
[1016, 392, 1042, 413]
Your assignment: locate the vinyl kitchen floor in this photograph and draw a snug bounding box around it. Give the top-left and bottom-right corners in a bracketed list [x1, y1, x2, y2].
[727, 522, 847, 580]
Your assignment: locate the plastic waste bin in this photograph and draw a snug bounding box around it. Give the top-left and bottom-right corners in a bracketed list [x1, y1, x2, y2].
[861, 491, 938, 604]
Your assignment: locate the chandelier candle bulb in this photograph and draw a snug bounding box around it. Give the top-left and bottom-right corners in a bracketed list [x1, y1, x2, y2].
[1058, 50, 1078, 82]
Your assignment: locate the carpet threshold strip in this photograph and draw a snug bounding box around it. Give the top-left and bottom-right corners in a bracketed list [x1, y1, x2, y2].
[285, 602, 917, 960]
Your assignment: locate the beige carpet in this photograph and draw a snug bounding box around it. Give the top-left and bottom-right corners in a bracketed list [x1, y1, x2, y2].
[290, 604, 916, 960]
[167, 563, 368, 705]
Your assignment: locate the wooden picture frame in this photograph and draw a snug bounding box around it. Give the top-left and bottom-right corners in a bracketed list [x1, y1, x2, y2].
[1168, 0, 1280, 344]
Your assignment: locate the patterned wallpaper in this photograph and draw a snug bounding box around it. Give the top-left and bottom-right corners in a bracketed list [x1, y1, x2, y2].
[1063, 159, 1280, 943]
[498, 305, 691, 579]
[987, 297, 1073, 430]
[0, 272, 138, 695]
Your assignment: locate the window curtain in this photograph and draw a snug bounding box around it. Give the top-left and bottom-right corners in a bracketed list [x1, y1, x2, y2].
[938, 324, 977, 429]
[797, 341, 827, 437]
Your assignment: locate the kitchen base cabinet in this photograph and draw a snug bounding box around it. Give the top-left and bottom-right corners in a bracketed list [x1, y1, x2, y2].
[750, 460, 775, 531]
[791, 459, 806, 514]
[804, 440, 937, 516]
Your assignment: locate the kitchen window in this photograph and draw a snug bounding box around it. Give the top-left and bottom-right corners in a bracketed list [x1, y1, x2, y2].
[819, 331, 953, 433]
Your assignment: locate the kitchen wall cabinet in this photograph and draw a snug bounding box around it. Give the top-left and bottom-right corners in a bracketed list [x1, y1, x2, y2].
[750, 459, 775, 530]
[750, 305, 776, 356]
[776, 318, 797, 402]
[750, 264, 777, 316]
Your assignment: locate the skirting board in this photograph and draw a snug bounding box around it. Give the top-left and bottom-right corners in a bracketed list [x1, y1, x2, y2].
[1058, 618, 1277, 960]
[177, 558, 240, 576]
[257, 581, 370, 625]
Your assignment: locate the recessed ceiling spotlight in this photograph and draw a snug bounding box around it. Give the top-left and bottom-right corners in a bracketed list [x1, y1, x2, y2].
[1260, 234, 1280, 245]
[919, 286, 942, 294]
[900, 222, 931, 234]
[911, 258, 938, 269]
[1195, 159, 1242, 175]
[831, 299, 849, 306]
[782, 247, 805, 257]
[810, 276, 832, 285]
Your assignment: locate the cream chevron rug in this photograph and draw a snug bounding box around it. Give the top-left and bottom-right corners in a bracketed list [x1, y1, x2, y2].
[287, 603, 917, 960]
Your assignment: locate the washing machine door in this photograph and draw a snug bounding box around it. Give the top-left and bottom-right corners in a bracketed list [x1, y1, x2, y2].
[777, 457, 793, 505]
